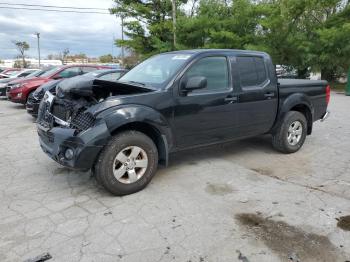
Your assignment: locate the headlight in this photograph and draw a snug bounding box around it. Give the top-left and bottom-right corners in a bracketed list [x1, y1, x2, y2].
[11, 83, 22, 89]
[56, 86, 64, 98]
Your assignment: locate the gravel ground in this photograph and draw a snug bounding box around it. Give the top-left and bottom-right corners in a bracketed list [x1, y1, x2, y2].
[0, 92, 349, 262]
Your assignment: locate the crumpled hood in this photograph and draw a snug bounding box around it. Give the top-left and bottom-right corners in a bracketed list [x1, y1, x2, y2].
[56, 77, 155, 99]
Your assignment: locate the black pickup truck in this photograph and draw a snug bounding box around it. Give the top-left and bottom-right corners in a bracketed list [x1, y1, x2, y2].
[37, 49, 330, 195]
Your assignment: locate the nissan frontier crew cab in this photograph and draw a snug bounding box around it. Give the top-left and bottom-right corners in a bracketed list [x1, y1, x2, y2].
[37, 49, 330, 196]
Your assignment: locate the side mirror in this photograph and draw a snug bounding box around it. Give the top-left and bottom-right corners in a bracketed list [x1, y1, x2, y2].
[181, 76, 207, 94]
[52, 75, 61, 80]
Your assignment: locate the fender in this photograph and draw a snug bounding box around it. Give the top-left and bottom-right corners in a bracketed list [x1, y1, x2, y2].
[271, 92, 314, 133]
[96, 104, 173, 165]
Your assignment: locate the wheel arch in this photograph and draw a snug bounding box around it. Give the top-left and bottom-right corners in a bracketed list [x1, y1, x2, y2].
[98, 105, 173, 166]
[289, 104, 313, 134]
[110, 121, 169, 166]
[273, 93, 314, 135]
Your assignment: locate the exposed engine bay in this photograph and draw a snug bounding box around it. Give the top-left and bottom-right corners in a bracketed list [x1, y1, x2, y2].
[38, 78, 154, 133]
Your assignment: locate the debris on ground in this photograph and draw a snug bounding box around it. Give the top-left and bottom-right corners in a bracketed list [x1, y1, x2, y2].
[24, 252, 52, 262]
[236, 250, 250, 262]
[336, 215, 350, 231]
[288, 252, 301, 262]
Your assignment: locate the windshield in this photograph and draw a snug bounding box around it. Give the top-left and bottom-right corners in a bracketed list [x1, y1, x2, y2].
[25, 70, 43, 78]
[119, 53, 191, 88]
[7, 70, 20, 76]
[40, 66, 62, 77]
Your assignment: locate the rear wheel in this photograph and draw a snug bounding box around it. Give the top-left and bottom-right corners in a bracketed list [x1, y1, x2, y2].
[95, 131, 158, 196]
[272, 111, 307, 153]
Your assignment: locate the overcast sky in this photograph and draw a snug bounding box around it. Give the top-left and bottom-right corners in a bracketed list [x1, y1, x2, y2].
[0, 0, 122, 59]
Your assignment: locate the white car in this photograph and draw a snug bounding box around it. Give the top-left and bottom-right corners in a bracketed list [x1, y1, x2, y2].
[0, 69, 40, 79]
[0, 69, 41, 96]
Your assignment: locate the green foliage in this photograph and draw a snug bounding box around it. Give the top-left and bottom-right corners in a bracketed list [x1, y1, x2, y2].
[99, 54, 115, 63]
[111, 0, 188, 58]
[13, 59, 30, 69]
[110, 0, 350, 80]
[312, 5, 350, 79]
[177, 0, 258, 49]
[12, 41, 30, 68]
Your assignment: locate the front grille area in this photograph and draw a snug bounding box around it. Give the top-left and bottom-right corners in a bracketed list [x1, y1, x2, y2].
[37, 95, 95, 133]
[35, 89, 45, 100]
[37, 101, 53, 128]
[27, 93, 35, 103]
[70, 110, 95, 131]
[52, 103, 68, 121]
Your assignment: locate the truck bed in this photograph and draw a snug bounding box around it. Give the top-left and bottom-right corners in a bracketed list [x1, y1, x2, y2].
[278, 78, 328, 122]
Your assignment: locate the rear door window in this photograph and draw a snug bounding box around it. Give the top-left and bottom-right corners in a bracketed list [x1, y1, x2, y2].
[237, 56, 268, 88]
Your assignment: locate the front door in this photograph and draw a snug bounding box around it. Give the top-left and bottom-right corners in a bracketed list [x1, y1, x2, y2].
[172, 56, 237, 148]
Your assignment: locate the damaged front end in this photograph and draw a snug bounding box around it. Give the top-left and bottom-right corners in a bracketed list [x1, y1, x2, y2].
[36, 78, 154, 170]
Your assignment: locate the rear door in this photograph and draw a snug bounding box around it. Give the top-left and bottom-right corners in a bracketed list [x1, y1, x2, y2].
[232, 55, 278, 137]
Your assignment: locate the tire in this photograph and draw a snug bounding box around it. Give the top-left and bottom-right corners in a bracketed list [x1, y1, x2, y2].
[272, 111, 307, 154]
[94, 131, 158, 196]
[26, 90, 35, 105]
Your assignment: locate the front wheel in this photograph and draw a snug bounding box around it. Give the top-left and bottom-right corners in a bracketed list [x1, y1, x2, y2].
[94, 131, 158, 196]
[272, 111, 307, 153]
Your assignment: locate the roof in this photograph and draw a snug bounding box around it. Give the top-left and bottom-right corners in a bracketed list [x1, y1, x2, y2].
[63, 64, 101, 67]
[163, 49, 269, 56]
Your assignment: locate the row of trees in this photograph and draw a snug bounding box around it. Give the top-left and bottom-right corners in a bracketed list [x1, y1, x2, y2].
[111, 0, 350, 81]
[10, 43, 121, 66]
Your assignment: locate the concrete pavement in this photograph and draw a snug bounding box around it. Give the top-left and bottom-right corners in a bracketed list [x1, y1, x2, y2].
[0, 93, 349, 262]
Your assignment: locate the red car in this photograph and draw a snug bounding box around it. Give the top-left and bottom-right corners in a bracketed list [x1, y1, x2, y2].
[0, 68, 22, 79]
[7, 65, 110, 104]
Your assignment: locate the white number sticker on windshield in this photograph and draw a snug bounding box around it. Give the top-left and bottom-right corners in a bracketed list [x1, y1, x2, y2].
[172, 55, 191, 60]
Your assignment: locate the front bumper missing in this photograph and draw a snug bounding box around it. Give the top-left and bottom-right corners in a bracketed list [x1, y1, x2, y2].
[320, 110, 330, 122]
[37, 119, 111, 170]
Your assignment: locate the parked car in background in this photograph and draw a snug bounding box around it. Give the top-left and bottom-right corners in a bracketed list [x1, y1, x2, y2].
[0, 68, 22, 79]
[37, 49, 330, 195]
[0, 69, 44, 97]
[7, 64, 110, 104]
[2, 69, 39, 79]
[26, 69, 127, 117]
[276, 65, 299, 79]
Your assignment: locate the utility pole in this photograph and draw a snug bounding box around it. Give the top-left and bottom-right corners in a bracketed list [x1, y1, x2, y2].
[172, 0, 176, 49]
[121, 15, 125, 67]
[34, 32, 41, 68]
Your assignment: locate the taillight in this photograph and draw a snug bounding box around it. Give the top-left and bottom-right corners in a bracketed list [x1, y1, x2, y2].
[326, 85, 330, 105]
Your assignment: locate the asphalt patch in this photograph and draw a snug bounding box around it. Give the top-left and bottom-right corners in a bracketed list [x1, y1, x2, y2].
[205, 183, 234, 196]
[235, 213, 345, 262]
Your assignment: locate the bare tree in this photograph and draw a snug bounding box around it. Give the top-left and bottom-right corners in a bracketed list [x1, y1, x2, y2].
[59, 48, 70, 65]
[190, 0, 199, 17]
[12, 41, 29, 68]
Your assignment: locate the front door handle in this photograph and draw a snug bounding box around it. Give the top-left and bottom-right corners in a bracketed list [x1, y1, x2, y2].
[224, 96, 238, 103]
[264, 92, 275, 99]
